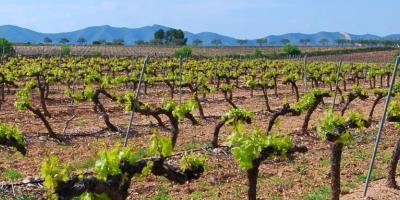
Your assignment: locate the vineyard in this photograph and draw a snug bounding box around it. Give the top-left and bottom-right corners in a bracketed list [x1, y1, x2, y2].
[1, 54, 400, 200]
[12, 45, 378, 57]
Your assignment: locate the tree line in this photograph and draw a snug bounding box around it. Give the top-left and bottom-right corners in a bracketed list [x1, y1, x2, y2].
[6, 32, 400, 47]
[221, 38, 400, 47]
[42, 37, 125, 46]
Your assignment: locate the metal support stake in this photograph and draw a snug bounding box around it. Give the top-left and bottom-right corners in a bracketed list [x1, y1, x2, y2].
[363, 56, 400, 196]
[303, 54, 308, 92]
[332, 60, 342, 110]
[123, 56, 149, 147]
[179, 56, 183, 104]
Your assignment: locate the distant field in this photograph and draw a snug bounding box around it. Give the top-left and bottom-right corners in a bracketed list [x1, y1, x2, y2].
[12, 45, 361, 57]
[11, 45, 399, 63]
[306, 50, 400, 63]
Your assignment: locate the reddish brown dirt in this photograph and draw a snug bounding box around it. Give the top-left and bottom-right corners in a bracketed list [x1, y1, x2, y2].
[342, 176, 400, 200]
[307, 50, 400, 63]
[13, 45, 365, 57]
[1, 80, 400, 199]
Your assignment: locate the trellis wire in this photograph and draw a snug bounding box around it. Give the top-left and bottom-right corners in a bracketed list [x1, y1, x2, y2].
[123, 56, 149, 147]
[363, 56, 400, 196]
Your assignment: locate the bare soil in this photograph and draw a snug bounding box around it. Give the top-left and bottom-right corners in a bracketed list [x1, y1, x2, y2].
[13, 45, 371, 57]
[1, 80, 400, 200]
[342, 177, 400, 200]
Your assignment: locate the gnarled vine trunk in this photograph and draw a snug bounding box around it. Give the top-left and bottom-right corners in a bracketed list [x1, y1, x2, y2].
[261, 86, 271, 112]
[92, 89, 119, 132]
[387, 139, 400, 189]
[212, 121, 225, 148]
[26, 105, 59, 141]
[247, 165, 260, 200]
[330, 143, 343, 200]
[36, 75, 51, 118]
[223, 90, 237, 109]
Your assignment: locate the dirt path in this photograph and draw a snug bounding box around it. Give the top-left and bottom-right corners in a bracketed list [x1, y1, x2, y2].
[342, 177, 400, 200]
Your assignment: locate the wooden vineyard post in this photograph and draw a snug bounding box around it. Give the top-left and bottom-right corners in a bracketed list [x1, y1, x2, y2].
[363, 56, 400, 197]
[332, 60, 342, 110]
[303, 54, 308, 92]
[179, 56, 183, 104]
[213, 56, 218, 101]
[123, 56, 149, 147]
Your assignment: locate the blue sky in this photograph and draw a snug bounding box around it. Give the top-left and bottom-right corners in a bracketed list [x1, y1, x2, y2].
[1, 0, 398, 39]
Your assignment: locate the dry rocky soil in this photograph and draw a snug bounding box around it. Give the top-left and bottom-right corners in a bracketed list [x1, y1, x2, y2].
[1, 82, 400, 199]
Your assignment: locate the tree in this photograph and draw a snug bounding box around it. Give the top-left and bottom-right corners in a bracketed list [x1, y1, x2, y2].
[60, 45, 70, 56]
[76, 37, 86, 45]
[112, 38, 124, 46]
[43, 37, 52, 44]
[134, 40, 147, 46]
[382, 40, 396, 47]
[92, 41, 101, 45]
[211, 39, 222, 47]
[92, 40, 106, 45]
[59, 38, 70, 44]
[335, 39, 350, 46]
[253, 48, 263, 58]
[280, 39, 290, 45]
[165, 29, 187, 46]
[256, 38, 267, 46]
[319, 38, 329, 46]
[283, 45, 301, 55]
[299, 38, 311, 46]
[174, 46, 192, 57]
[335, 39, 343, 46]
[237, 39, 248, 46]
[0, 38, 13, 55]
[154, 29, 165, 44]
[192, 39, 203, 47]
[149, 39, 163, 45]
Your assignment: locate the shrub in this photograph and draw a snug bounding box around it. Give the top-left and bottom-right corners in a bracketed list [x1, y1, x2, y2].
[174, 46, 192, 58]
[0, 38, 12, 55]
[90, 50, 102, 57]
[283, 45, 301, 55]
[60, 45, 70, 56]
[253, 48, 263, 58]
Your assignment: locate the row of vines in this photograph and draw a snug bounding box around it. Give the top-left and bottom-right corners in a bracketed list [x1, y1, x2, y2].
[0, 55, 399, 200]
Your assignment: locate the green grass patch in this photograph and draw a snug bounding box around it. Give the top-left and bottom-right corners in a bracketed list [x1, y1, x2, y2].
[341, 181, 358, 194]
[150, 184, 171, 200]
[182, 142, 202, 151]
[304, 186, 331, 200]
[70, 157, 96, 170]
[320, 158, 330, 168]
[267, 176, 293, 188]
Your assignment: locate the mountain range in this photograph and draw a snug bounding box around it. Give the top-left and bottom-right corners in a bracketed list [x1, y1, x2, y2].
[0, 24, 399, 46]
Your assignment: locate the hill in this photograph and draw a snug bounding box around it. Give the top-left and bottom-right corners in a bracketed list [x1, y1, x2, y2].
[0, 24, 397, 46]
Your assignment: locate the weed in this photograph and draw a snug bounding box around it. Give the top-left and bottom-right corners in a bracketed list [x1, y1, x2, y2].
[304, 186, 331, 200]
